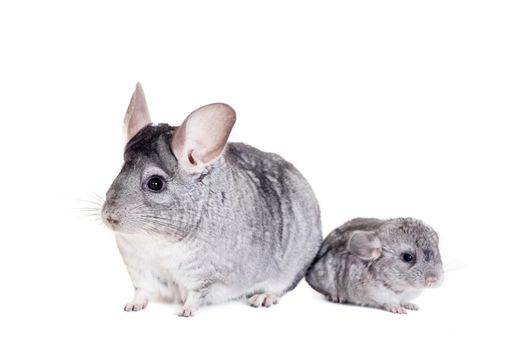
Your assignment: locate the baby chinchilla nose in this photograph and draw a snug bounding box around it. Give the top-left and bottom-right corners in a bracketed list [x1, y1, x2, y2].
[425, 274, 439, 287]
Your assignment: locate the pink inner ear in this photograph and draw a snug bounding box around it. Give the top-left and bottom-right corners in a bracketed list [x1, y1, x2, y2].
[172, 103, 236, 171]
[187, 152, 197, 166]
[349, 230, 381, 260]
[124, 82, 152, 141]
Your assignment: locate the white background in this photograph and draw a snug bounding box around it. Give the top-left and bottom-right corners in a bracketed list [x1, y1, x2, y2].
[1, 1, 524, 349]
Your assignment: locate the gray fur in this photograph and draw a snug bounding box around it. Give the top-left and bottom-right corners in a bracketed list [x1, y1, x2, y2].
[103, 122, 322, 315]
[306, 218, 443, 313]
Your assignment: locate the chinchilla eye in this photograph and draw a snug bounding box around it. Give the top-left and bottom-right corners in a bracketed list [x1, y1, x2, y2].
[402, 253, 414, 263]
[146, 176, 165, 192]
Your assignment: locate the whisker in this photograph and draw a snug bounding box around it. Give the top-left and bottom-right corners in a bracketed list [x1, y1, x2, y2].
[74, 198, 103, 207]
[129, 207, 277, 248]
[90, 192, 104, 201]
[74, 195, 103, 224]
[128, 204, 149, 213]
[136, 213, 274, 243]
[77, 212, 102, 216]
[138, 222, 186, 240]
[135, 219, 186, 233]
[77, 213, 104, 222]
[133, 214, 195, 226]
[134, 215, 190, 224]
[133, 218, 220, 245]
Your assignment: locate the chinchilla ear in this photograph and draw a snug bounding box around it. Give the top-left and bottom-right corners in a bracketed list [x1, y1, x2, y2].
[123, 82, 152, 142]
[348, 230, 382, 261]
[172, 103, 236, 173]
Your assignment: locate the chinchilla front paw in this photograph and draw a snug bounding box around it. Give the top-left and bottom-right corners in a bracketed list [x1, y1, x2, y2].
[123, 301, 148, 312]
[247, 293, 279, 308]
[177, 307, 196, 317]
[383, 304, 407, 314]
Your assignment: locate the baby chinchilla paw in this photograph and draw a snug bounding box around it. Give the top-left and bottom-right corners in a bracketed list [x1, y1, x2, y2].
[401, 303, 419, 311]
[327, 295, 347, 303]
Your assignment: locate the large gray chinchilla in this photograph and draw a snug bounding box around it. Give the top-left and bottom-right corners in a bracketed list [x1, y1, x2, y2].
[101, 83, 322, 317]
[306, 218, 443, 314]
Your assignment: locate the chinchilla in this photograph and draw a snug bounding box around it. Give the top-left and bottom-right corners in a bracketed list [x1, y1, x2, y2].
[306, 218, 443, 314]
[101, 83, 322, 316]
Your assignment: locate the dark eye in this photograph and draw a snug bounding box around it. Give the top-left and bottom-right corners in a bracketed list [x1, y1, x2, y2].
[146, 176, 165, 192]
[402, 253, 414, 263]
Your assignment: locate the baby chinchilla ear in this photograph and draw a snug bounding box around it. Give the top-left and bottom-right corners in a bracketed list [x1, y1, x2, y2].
[348, 230, 382, 261]
[172, 103, 236, 173]
[123, 82, 152, 142]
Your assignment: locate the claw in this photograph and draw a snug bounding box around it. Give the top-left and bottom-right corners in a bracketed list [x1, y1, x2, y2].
[248, 293, 278, 308]
[178, 308, 195, 317]
[401, 303, 419, 311]
[383, 304, 407, 314]
[123, 301, 148, 312]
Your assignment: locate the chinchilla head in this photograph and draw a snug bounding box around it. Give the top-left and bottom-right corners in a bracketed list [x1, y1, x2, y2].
[101, 83, 235, 238]
[349, 218, 443, 290]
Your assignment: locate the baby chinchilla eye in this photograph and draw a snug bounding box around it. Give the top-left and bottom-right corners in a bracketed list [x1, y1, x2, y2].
[146, 176, 165, 192]
[402, 253, 414, 263]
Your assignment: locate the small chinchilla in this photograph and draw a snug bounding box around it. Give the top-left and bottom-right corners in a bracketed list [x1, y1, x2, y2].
[306, 218, 443, 314]
[101, 83, 322, 316]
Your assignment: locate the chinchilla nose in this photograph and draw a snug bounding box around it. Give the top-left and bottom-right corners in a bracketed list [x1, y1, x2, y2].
[106, 215, 120, 225]
[102, 210, 122, 229]
[101, 200, 122, 228]
[425, 274, 438, 287]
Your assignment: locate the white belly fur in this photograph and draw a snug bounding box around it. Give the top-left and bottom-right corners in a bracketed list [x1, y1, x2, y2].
[115, 232, 191, 303]
[115, 232, 298, 306]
